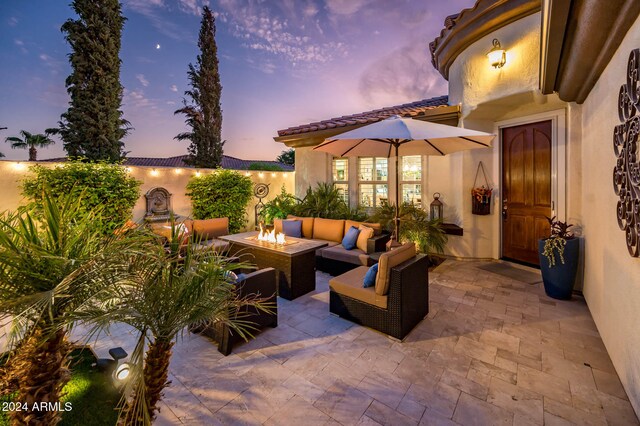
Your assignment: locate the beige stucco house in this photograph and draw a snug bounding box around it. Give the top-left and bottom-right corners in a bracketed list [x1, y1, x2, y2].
[275, 0, 640, 415]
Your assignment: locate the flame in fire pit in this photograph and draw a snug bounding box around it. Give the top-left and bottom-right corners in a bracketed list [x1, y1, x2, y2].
[257, 224, 286, 245]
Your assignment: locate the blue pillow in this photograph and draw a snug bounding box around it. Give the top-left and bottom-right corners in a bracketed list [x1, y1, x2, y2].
[342, 226, 361, 250]
[282, 219, 302, 238]
[235, 273, 247, 283]
[363, 263, 378, 288]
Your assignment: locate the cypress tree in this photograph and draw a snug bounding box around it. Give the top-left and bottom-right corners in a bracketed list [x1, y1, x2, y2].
[56, 0, 128, 162]
[175, 6, 224, 168]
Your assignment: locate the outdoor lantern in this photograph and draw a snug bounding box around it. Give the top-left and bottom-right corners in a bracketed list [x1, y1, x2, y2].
[487, 38, 506, 68]
[430, 192, 443, 220]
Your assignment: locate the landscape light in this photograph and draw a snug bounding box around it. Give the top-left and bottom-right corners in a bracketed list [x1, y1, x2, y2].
[114, 362, 131, 382]
[487, 38, 506, 69]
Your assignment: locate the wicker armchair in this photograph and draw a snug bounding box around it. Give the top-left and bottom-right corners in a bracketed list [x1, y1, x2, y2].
[192, 267, 278, 355]
[329, 250, 429, 340]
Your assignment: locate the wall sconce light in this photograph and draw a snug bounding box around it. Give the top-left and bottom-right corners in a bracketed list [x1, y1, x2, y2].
[125, 167, 133, 173]
[271, 173, 276, 178]
[245, 172, 251, 177]
[487, 38, 506, 69]
[150, 168, 159, 176]
[174, 168, 182, 175]
[283, 173, 288, 178]
[195, 170, 201, 177]
[13, 162, 26, 171]
[258, 172, 264, 178]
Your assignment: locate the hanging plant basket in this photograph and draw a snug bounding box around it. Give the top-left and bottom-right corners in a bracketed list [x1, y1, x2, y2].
[471, 161, 492, 215]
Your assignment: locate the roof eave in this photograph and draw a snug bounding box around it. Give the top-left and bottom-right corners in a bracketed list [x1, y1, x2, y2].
[274, 105, 461, 148]
[541, 0, 640, 104]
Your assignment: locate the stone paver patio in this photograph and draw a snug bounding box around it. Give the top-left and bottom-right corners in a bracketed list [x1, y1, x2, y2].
[84, 260, 639, 425]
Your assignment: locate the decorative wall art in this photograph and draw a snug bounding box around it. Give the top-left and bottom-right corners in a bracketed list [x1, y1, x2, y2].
[614, 48, 640, 257]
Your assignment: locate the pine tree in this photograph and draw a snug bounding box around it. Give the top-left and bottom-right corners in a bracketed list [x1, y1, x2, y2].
[175, 6, 224, 168]
[56, 0, 128, 162]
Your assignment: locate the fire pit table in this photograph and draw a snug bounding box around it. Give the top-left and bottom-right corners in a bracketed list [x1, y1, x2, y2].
[219, 231, 327, 300]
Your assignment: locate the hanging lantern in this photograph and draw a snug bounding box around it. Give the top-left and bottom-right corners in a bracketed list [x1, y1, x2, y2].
[430, 192, 443, 220]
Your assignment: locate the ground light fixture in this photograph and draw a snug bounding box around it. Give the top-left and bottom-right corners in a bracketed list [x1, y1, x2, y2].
[94, 346, 130, 386]
[487, 38, 506, 68]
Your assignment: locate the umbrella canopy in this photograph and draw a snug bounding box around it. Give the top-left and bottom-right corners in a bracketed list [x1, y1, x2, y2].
[313, 115, 495, 157]
[313, 115, 495, 238]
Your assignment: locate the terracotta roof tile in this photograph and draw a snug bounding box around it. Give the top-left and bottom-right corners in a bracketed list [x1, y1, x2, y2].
[40, 155, 294, 171]
[276, 95, 449, 137]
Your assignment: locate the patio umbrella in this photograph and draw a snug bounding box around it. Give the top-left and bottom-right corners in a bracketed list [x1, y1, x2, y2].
[313, 115, 495, 237]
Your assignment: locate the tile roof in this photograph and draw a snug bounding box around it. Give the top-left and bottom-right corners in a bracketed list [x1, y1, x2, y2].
[276, 95, 449, 137]
[40, 155, 294, 171]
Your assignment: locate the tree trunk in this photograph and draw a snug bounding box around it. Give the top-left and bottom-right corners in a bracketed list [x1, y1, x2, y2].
[28, 146, 37, 161]
[122, 339, 174, 425]
[10, 327, 71, 426]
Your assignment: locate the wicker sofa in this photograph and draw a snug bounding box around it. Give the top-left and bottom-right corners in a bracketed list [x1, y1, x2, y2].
[274, 216, 390, 276]
[329, 243, 429, 340]
[151, 217, 230, 252]
[191, 267, 278, 355]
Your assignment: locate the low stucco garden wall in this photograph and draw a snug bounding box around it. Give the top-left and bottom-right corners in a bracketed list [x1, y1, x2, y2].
[0, 160, 295, 231]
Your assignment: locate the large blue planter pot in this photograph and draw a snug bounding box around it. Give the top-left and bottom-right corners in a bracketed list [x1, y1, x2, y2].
[538, 238, 580, 300]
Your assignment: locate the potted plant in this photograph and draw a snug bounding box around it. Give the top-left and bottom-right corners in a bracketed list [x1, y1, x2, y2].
[538, 216, 580, 299]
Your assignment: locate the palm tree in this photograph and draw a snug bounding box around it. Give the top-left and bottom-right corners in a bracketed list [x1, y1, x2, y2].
[4, 130, 55, 161]
[0, 190, 126, 424]
[79, 225, 270, 425]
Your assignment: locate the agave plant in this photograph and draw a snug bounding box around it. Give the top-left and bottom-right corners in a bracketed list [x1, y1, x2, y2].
[0, 190, 125, 425]
[79, 224, 270, 425]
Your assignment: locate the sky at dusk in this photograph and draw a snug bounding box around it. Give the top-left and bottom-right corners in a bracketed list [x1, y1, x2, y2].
[0, 0, 476, 162]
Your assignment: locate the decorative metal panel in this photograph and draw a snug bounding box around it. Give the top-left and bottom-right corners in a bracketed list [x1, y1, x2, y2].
[614, 49, 640, 257]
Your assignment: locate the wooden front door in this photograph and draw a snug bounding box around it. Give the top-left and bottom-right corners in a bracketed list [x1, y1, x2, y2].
[502, 121, 552, 266]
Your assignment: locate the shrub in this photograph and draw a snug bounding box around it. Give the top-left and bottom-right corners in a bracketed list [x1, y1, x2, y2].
[260, 185, 297, 224]
[248, 162, 284, 171]
[186, 169, 253, 233]
[370, 201, 447, 254]
[21, 161, 141, 235]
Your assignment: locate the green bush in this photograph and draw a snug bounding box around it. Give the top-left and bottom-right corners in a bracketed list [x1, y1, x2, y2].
[370, 200, 447, 254]
[21, 161, 141, 235]
[260, 185, 297, 224]
[248, 162, 283, 171]
[186, 169, 253, 233]
[294, 182, 369, 220]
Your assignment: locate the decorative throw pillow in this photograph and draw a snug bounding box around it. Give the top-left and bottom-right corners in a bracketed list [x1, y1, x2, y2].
[363, 263, 378, 288]
[356, 225, 375, 252]
[342, 226, 361, 250]
[282, 219, 303, 237]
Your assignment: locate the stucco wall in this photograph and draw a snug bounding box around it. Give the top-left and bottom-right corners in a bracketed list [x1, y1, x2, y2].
[294, 146, 332, 196]
[0, 160, 295, 231]
[579, 13, 640, 414]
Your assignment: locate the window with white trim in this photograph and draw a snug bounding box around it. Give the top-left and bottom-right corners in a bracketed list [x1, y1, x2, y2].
[358, 157, 388, 208]
[332, 158, 349, 204]
[401, 155, 422, 208]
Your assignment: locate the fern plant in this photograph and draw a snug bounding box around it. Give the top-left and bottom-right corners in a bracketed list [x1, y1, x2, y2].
[542, 216, 574, 267]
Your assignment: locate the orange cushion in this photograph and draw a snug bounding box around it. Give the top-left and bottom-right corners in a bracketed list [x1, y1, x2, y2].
[312, 218, 345, 243]
[356, 225, 374, 252]
[344, 220, 382, 236]
[192, 218, 229, 240]
[287, 215, 315, 239]
[375, 243, 416, 296]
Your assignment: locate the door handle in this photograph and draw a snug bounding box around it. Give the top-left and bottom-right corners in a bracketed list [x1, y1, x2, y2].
[502, 199, 508, 219]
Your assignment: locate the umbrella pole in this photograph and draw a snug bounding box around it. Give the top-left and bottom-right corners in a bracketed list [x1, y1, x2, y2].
[394, 143, 400, 240]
